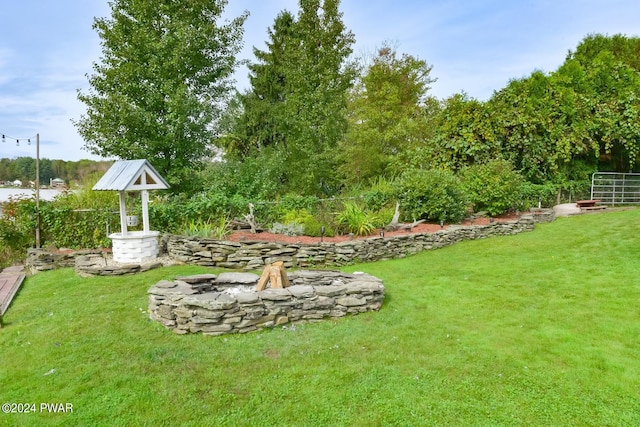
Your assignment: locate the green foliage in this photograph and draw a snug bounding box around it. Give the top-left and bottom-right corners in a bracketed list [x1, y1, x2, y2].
[147, 195, 184, 234]
[148, 190, 260, 235]
[43, 176, 119, 249]
[0, 195, 36, 246]
[372, 205, 396, 228]
[0, 176, 121, 255]
[460, 159, 524, 216]
[360, 176, 397, 212]
[202, 156, 285, 203]
[40, 185, 119, 249]
[278, 194, 321, 213]
[486, 34, 640, 181]
[570, 33, 640, 72]
[40, 206, 115, 249]
[518, 182, 560, 209]
[338, 45, 436, 183]
[280, 208, 335, 237]
[222, 11, 296, 159]
[75, 0, 248, 194]
[0, 196, 36, 267]
[429, 93, 500, 171]
[335, 202, 377, 236]
[178, 217, 231, 239]
[395, 169, 468, 222]
[227, 0, 356, 196]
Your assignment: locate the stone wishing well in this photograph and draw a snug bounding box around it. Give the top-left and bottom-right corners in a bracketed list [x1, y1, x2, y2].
[148, 270, 385, 336]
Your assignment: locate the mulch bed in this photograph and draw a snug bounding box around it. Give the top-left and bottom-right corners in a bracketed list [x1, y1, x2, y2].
[226, 212, 521, 245]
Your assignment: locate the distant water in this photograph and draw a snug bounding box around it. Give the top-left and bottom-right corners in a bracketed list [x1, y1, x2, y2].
[0, 188, 65, 203]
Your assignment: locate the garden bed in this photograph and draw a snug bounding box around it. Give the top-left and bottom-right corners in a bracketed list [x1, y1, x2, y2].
[226, 212, 521, 244]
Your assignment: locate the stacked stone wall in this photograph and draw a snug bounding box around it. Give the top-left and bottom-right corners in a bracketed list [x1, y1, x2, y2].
[148, 271, 385, 336]
[167, 215, 543, 270]
[26, 248, 105, 273]
[26, 210, 555, 273]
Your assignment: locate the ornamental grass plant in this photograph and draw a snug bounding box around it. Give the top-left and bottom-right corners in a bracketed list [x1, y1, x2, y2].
[1, 209, 639, 425]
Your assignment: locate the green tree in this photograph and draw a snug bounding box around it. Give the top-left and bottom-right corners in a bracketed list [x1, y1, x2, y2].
[75, 0, 247, 194]
[224, 11, 296, 159]
[228, 0, 355, 196]
[38, 158, 55, 185]
[12, 157, 35, 183]
[569, 33, 640, 72]
[338, 45, 436, 184]
[489, 34, 640, 183]
[429, 92, 499, 171]
[566, 36, 640, 172]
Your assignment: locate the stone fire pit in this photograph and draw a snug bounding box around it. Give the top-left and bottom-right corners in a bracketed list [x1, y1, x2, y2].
[148, 270, 385, 336]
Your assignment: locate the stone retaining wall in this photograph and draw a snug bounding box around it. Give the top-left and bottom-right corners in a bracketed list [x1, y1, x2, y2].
[148, 271, 385, 336]
[26, 209, 555, 273]
[166, 214, 546, 270]
[26, 248, 105, 273]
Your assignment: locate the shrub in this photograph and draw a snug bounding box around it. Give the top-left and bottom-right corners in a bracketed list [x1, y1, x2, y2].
[361, 176, 396, 212]
[394, 169, 468, 223]
[373, 205, 397, 228]
[40, 205, 115, 249]
[460, 159, 525, 216]
[280, 208, 335, 237]
[178, 217, 231, 239]
[336, 202, 377, 237]
[40, 184, 119, 248]
[148, 195, 184, 233]
[0, 196, 35, 267]
[519, 182, 559, 210]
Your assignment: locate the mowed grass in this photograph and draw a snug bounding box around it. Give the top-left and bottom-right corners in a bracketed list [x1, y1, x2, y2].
[2, 210, 640, 426]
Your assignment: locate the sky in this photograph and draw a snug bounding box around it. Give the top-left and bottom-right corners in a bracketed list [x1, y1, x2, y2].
[0, 0, 638, 162]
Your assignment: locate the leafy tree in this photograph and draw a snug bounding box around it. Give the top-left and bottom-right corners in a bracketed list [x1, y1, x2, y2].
[569, 33, 640, 72]
[489, 72, 567, 183]
[568, 42, 640, 172]
[38, 158, 55, 185]
[75, 0, 247, 194]
[429, 92, 499, 171]
[338, 45, 436, 184]
[489, 34, 640, 183]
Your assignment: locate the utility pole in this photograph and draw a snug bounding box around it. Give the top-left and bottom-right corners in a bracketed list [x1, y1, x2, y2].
[35, 133, 40, 248]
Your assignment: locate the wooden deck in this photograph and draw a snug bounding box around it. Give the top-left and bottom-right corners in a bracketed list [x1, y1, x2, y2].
[0, 265, 25, 327]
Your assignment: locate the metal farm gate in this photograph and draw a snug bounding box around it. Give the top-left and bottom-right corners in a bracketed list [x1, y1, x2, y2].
[591, 172, 640, 205]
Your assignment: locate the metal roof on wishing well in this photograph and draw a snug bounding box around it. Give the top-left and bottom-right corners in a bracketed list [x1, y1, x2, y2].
[92, 159, 169, 191]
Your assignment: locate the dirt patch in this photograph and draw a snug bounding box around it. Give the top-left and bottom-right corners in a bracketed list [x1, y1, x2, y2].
[263, 349, 281, 359]
[227, 212, 521, 245]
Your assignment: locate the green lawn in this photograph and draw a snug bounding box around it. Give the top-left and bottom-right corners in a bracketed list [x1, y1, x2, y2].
[2, 210, 640, 426]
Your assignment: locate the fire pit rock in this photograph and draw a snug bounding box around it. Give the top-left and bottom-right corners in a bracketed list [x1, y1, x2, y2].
[148, 270, 385, 336]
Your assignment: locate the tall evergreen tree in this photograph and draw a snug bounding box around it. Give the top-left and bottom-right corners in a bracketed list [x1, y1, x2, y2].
[75, 0, 247, 194]
[228, 0, 355, 196]
[226, 11, 296, 158]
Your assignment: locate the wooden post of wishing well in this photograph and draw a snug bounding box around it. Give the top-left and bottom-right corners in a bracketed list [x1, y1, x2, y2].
[256, 261, 290, 291]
